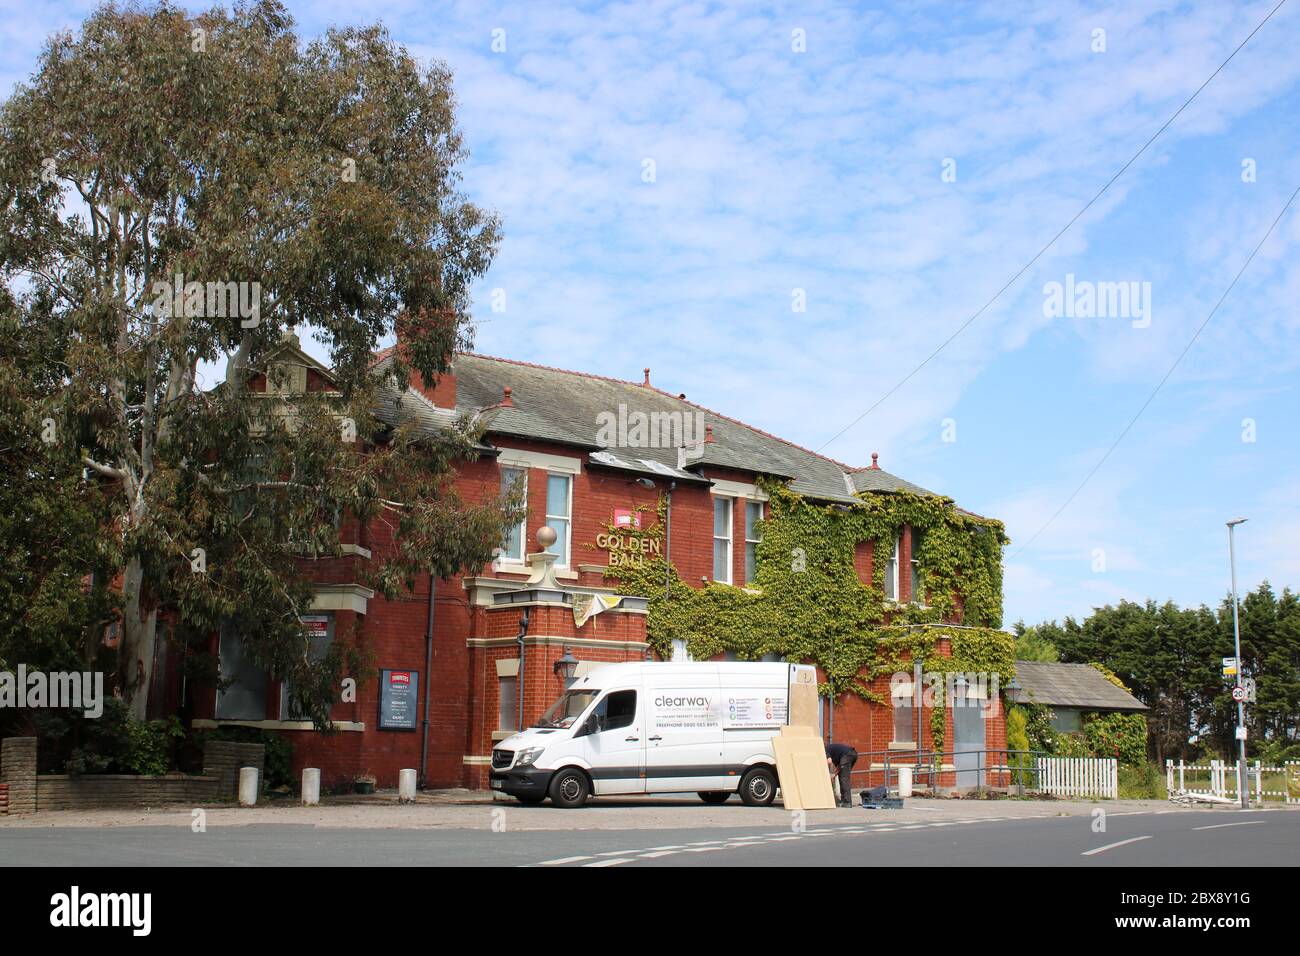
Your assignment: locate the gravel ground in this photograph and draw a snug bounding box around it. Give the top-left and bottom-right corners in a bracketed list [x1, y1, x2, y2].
[0, 792, 1258, 831]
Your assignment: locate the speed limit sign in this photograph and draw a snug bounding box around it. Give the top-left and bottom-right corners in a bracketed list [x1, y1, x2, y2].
[1232, 686, 1246, 702]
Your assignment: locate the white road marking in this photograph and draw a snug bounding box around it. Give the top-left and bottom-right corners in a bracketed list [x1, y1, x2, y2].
[1193, 821, 1264, 831]
[538, 855, 592, 865]
[584, 857, 634, 867]
[639, 850, 681, 858]
[1081, 836, 1151, 856]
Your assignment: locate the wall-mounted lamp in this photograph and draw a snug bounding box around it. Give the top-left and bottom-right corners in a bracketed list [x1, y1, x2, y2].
[1004, 675, 1023, 705]
[553, 645, 579, 686]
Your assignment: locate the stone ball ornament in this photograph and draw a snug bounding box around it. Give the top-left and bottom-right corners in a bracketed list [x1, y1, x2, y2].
[535, 525, 558, 549]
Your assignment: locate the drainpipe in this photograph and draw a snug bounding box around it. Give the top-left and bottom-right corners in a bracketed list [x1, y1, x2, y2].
[419, 572, 436, 789]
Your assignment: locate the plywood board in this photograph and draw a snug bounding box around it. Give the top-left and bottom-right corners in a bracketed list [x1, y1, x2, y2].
[787, 666, 820, 730]
[773, 735, 836, 810]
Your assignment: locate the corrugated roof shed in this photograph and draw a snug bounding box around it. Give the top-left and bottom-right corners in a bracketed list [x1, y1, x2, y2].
[1015, 661, 1148, 711]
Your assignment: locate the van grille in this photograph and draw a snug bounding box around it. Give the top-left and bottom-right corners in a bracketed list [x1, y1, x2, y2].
[491, 749, 514, 771]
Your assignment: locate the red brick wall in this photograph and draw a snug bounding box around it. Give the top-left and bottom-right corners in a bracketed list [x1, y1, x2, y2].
[185, 398, 999, 792]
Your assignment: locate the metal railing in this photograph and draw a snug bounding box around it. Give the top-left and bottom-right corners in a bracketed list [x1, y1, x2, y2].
[844, 747, 1051, 797]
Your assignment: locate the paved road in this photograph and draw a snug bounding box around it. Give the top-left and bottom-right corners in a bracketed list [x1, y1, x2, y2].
[0, 807, 1293, 866]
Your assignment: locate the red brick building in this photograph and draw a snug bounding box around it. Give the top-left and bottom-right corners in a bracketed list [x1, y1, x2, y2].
[184, 336, 1006, 792]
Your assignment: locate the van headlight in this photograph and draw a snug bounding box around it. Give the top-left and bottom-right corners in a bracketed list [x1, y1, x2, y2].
[514, 747, 545, 768]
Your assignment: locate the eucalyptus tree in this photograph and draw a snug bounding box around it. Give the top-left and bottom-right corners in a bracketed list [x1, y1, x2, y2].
[0, 1, 515, 722]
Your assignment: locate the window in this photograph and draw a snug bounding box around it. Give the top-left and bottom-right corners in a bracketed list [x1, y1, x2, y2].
[498, 675, 519, 731]
[884, 535, 900, 601]
[280, 615, 335, 720]
[545, 473, 571, 566]
[892, 682, 915, 744]
[909, 527, 923, 604]
[499, 467, 527, 563]
[591, 689, 637, 733]
[671, 638, 691, 662]
[744, 501, 763, 583]
[535, 689, 599, 729]
[713, 496, 733, 583]
[216, 627, 269, 720]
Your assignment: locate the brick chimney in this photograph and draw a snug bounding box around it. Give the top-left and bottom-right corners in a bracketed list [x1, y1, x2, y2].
[394, 311, 457, 410]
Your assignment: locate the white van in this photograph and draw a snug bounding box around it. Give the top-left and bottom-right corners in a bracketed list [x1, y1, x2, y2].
[489, 661, 814, 808]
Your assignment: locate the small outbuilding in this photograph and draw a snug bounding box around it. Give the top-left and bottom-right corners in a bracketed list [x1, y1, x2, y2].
[1013, 661, 1148, 733]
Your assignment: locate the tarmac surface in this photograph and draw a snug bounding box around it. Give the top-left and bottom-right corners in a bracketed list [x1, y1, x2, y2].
[1, 794, 1295, 866]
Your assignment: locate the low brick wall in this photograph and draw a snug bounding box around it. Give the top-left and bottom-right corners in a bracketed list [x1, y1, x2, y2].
[36, 774, 219, 810]
[0, 735, 266, 812]
[1, 737, 37, 814]
[202, 741, 266, 800]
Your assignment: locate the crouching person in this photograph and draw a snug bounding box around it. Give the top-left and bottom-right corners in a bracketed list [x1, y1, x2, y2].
[825, 741, 858, 808]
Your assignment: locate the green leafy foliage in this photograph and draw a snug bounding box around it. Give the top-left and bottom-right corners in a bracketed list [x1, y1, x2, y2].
[32, 698, 184, 775]
[0, 1, 519, 725]
[1027, 586, 1300, 761]
[1011, 621, 1059, 661]
[604, 484, 1013, 719]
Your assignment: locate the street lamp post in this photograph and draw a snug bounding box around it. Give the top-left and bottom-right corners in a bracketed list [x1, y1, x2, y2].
[1227, 517, 1248, 810]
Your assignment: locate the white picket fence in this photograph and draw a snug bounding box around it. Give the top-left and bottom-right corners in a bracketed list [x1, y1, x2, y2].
[1165, 759, 1299, 804]
[1035, 756, 1118, 799]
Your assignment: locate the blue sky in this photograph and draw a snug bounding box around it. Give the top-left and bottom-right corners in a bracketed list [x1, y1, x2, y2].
[5, 1, 1298, 627]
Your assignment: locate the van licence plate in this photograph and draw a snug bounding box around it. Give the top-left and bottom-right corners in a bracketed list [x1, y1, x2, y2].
[490, 779, 503, 789]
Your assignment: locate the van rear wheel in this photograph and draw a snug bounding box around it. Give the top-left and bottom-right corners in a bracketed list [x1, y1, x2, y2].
[549, 768, 591, 808]
[739, 767, 777, 806]
[698, 791, 730, 805]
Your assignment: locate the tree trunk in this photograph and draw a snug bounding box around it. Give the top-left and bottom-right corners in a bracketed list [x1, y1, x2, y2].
[120, 556, 157, 720]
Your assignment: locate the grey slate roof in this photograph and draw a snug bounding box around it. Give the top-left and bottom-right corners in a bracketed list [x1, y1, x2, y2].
[371, 349, 949, 505]
[1014, 662, 1148, 712]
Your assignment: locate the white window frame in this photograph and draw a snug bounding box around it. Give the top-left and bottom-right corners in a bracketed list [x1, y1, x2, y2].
[499, 466, 527, 565]
[545, 472, 573, 568]
[884, 534, 900, 601]
[712, 496, 733, 584]
[743, 499, 763, 584]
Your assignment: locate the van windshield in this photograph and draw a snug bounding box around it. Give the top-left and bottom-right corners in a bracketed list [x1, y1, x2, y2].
[533, 690, 599, 729]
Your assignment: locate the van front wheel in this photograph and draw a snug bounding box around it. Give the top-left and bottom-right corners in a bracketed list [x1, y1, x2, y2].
[739, 767, 777, 806]
[549, 768, 591, 808]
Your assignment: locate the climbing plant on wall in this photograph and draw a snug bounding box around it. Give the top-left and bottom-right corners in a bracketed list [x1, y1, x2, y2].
[601, 481, 1014, 748]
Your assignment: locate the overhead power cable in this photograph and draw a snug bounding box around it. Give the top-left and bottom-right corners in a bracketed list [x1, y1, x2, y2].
[1011, 185, 1299, 558]
[816, 0, 1291, 453]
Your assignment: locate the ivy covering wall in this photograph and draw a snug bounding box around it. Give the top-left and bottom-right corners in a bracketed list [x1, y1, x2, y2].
[599, 480, 1015, 747]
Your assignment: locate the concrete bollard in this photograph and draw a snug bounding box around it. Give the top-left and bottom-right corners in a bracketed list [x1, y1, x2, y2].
[238, 766, 259, 806]
[302, 768, 321, 806]
[398, 768, 417, 803]
[897, 766, 913, 799]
